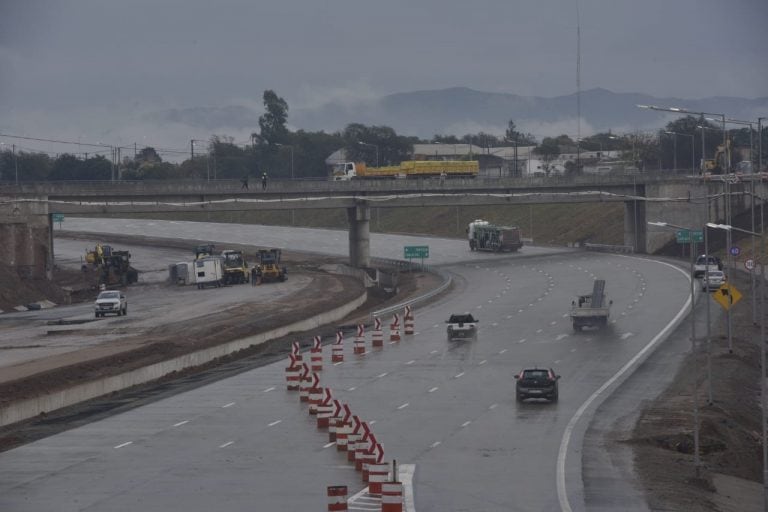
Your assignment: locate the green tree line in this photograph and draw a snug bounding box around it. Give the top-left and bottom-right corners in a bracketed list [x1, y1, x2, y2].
[1, 91, 765, 182]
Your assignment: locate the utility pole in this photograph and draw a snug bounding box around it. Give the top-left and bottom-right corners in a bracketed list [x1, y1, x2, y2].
[190, 139, 195, 160]
[13, 144, 18, 185]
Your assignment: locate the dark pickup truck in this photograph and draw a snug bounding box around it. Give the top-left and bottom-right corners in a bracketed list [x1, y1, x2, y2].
[514, 367, 560, 403]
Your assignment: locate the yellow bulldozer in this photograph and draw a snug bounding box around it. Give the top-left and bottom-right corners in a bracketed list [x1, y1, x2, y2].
[254, 249, 287, 284]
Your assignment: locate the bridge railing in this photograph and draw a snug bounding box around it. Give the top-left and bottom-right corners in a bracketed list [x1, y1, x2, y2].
[370, 257, 452, 320]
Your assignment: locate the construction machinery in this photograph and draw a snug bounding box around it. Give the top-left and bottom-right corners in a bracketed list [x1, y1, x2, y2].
[83, 244, 139, 286]
[467, 220, 523, 252]
[194, 244, 216, 259]
[569, 279, 612, 332]
[221, 249, 250, 284]
[332, 160, 479, 180]
[701, 138, 732, 174]
[255, 249, 287, 283]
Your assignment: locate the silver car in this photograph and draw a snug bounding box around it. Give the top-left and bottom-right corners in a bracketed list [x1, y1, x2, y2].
[701, 270, 726, 292]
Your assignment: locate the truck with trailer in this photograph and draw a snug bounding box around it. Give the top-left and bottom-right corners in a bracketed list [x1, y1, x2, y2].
[467, 220, 523, 252]
[569, 279, 612, 331]
[331, 160, 479, 180]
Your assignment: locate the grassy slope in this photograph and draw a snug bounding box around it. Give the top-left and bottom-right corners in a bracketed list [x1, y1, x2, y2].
[109, 202, 626, 246]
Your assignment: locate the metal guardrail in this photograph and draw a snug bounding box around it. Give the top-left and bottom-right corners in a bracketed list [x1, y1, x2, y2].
[370, 257, 453, 320]
[583, 242, 634, 254]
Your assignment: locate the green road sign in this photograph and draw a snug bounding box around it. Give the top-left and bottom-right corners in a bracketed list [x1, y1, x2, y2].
[52, 213, 64, 223]
[404, 245, 429, 259]
[675, 229, 703, 244]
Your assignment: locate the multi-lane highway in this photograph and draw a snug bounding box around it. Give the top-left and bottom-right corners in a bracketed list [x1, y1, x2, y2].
[0, 219, 691, 511]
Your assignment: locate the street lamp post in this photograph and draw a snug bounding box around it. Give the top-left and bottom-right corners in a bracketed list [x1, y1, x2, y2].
[648, 221, 700, 475]
[708, 222, 767, 510]
[665, 131, 696, 173]
[275, 143, 294, 179]
[358, 141, 379, 167]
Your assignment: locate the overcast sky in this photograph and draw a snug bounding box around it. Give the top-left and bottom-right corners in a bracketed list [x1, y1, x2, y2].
[1, 0, 766, 154]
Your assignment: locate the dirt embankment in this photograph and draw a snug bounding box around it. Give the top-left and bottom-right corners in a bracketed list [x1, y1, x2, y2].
[629, 268, 762, 511]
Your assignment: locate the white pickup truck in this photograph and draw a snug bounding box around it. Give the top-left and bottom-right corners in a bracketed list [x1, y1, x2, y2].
[446, 313, 478, 340]
[94, 290, 127, 317]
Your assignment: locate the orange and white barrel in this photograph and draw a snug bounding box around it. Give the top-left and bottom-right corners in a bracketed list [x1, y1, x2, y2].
[285, 354, 301, 391]
[381, 482, 404, 512]
[299, 363, 311, 402]
[310, 336, 323, 372]
[317, 389, 335, 428]
[354, 324, 366, 355]
[335, 421, 351, 451]
[332, 331, 344, 362]
[403, 305, 414, 335]
[366, 463, 389, 494]
[327, 485, 348, 512]
[308, 386, 323, 415]
[372, 317, 384, 348]
[291, 341, 303, 363]
[389, 313, 401, 342]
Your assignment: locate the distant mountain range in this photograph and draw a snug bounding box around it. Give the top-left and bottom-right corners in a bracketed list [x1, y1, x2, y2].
[145, 87, 768, 140]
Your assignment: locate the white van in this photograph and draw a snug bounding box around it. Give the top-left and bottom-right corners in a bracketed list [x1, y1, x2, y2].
[195, 257, 223, 289]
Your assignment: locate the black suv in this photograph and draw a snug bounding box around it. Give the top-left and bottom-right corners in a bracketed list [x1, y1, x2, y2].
[515, 367, 560, 403]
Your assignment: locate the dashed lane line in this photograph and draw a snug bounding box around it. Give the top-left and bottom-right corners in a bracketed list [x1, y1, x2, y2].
[114, 441, 132, 449]
[173, 420, 189, 427]
[428, 387, 439, 393]
[219, 441, 234, 448]
[397, 403, 410, 410]
[454, 372, 465, 378]
[222, 402, 235, 408]
[268, 420, 282, 427]
[263, 386, 275, 392]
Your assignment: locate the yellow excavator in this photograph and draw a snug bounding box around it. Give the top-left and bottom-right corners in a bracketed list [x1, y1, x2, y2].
[701, 138, 731, 174]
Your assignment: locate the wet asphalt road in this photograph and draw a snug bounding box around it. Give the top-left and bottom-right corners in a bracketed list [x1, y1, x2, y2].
[0, 219, 692, 511]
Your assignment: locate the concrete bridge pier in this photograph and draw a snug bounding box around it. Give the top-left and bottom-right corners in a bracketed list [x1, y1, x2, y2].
[347, 204, 370, 268]
[0, 198, 52, 280]
[625, 195, 647, 253]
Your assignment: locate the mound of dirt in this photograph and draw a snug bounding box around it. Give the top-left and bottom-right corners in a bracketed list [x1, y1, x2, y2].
[0, 264, 92, 312]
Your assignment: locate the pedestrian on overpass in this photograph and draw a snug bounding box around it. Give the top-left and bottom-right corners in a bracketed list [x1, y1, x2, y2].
[241, 175, 249, 190]
[261, 172, 268, 190]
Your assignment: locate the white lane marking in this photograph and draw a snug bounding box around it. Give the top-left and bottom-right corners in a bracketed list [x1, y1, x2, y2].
[222, 402, 235, 408]
[405, 360, 416, 365]
[489, 403, 498, 410]
[369, 420, 377, 425]
[430, 350, 439, 354]
[556, 334, 568, 341]
[550, 321, 557, 325]
[529, 303, 535, 306]
[476, 305, 482, 309]
[454, 372, 465, 378]
[430, 441, 441, 449]
[554, 360, 561, 364]
[433, 324, 439, 328]
[536, 329, 543, 333]
[499, 348, 508, 354]
[478, 360, 487, 366]
[324, 442, 336, 448]
[487, 299, 493, 303]
[492, 322, 498, 327]
[518, 309, 524, 313]
[428, 386, 439, 393]
[377, 372, 389, 378]
[570, 348, 577, 353]
[334, 361, 343, 366]
[114, 441, 132, 449]
[219, 441, 234, 448]
[268, 420, 282, 427]
[348, 387, 357, 391]
[562, 314, 569, 318]
[397, 403, 410, 410]
[173, 420, 189, 427]
[621, 332, 634, 340]
[518, 338, 526, 344]
[263, 386, 275, 393]
[461, 421, 472, 428]
[557, 259, 692, 512]
[537, 298, 543, 302]
[507, 314, 513, 319]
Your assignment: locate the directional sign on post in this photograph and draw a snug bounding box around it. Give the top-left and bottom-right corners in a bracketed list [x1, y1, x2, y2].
[404, 246, 429, 259]
[675, 230, 703, 244]
[712, 283, 743, 311]
[745, 259, 755, 271]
